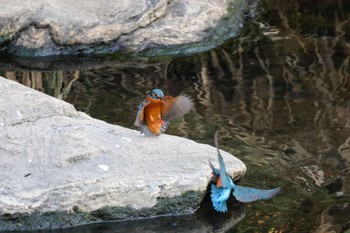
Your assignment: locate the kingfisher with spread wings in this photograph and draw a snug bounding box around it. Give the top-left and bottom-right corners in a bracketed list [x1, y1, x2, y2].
[134, 89, 194, 136]
[209, 131, 281, 212]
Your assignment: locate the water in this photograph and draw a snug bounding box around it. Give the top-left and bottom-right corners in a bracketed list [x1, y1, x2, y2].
[1, 0, 350, 232]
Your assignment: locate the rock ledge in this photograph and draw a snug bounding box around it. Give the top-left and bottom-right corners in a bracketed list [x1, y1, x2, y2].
[0, 77, 246, 230]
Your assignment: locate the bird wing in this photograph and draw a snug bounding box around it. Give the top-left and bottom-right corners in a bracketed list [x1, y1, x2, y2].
[134, 100, 150, 127]
[232, 185, 280, 203]
[214, 131, 232, 189]
[161, 94, 194, 121]
[210, 184, 231, 212]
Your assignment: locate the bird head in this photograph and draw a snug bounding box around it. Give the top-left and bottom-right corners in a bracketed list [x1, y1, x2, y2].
[148, 89, 167, 104]
[148, 89, 165, 99]
[209, 161, 220, 183]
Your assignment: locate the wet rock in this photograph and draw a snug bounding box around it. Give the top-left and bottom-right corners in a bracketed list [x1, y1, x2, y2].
[0, 76, 246, 230]
[0, 0, 249, 56]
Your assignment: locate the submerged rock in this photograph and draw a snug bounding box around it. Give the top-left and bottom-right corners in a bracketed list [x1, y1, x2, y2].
[0, 0, 249, 56]
[0, 76, 246, 230]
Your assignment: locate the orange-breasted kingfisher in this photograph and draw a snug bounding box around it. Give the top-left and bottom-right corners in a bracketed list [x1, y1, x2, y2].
[209, 131, 281, 212]
[134, 88, 194, 136]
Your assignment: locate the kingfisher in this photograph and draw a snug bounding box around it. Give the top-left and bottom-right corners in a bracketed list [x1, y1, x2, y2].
[209, 131, 281, 212]
[134, 88, 194, 136]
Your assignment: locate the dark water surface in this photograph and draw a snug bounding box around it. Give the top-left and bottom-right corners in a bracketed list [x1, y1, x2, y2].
[1, 0, 350, 232]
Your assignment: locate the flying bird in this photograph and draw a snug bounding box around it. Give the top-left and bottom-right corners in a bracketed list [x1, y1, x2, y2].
[134, 88, 194, 136]
[209, 131, 280, 212]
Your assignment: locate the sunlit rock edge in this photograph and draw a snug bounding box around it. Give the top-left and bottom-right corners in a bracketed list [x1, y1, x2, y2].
[0, 77, 246, 230]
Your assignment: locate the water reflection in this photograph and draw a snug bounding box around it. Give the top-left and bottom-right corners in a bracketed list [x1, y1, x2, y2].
[1, 0, 350, 232]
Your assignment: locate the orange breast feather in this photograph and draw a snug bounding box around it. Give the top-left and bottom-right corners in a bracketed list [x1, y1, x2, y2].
[144, 100, 163, 136]
[216, 177, 223, 188]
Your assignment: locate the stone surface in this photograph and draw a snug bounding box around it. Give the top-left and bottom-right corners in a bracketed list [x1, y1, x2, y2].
[0, 0, 249, 56]
[0, 76, 246, 230]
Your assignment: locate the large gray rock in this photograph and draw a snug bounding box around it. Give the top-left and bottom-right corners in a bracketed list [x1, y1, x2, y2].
[0, 0, 249, 56]
[0, 76, 246, 230]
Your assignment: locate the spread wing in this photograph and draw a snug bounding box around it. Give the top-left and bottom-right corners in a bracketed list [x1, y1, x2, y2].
[134, 100, 150, 127]
[161, 94, 194, 121]
[232, 186, 281, 203]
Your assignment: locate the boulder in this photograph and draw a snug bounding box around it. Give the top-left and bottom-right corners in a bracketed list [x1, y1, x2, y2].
[0, 0, 249, 56]
[0, 76, 246, 230]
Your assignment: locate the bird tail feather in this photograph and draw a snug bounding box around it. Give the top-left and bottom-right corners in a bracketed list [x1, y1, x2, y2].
[210, 184, 231, 212]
